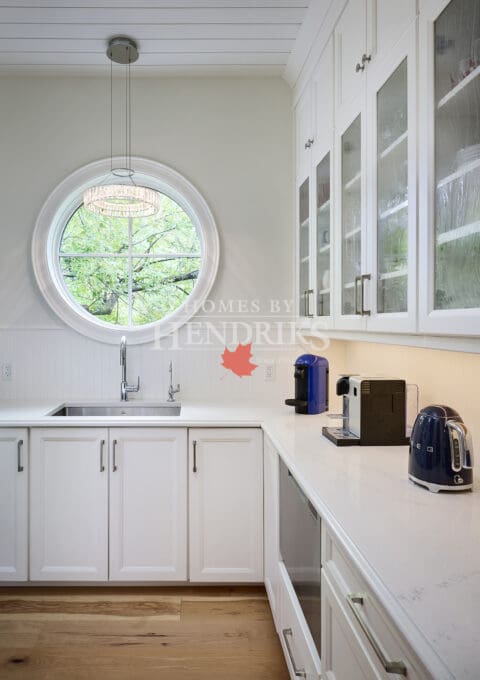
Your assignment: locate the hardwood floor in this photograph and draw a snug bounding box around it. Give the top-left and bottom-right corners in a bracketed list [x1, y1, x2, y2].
[0, 586, 289, 680]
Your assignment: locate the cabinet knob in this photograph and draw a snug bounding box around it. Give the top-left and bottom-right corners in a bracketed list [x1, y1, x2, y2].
[304, 138, 314, 149]
[355, 62, 365, 73]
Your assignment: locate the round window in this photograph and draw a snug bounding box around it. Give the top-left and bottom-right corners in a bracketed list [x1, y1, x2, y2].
[32, 158, 219, 344]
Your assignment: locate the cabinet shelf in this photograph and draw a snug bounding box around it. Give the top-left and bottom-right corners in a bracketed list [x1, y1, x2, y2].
[318, 243, 330, 254]
[300, 255, 310, 264]
[318, 287, 330, 295]
[343, 171, 361, 191]
[379, 200, 408, 220]
[378, 268, 408, 281]
[343, 281, 356, 290]
[379, 131, 408, 160]
[437, 221, 480, 245]
[344, 227, 361, 240]
[437, 64, 480, 110]
[317, 199, 330, 214]
[437, 156, 480, 189]
[300, 217, 309, 229]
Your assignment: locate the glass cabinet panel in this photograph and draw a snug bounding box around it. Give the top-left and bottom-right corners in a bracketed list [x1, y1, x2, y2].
[298, 178, 311, 316]
[341, 116, 362, 315]
[316, 153, 331, 316]
[434, 0, 480, 310]
[376, 59, 408, 314]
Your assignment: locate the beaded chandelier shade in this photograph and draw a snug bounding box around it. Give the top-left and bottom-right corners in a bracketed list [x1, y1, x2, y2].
[83, 37, 160, 219]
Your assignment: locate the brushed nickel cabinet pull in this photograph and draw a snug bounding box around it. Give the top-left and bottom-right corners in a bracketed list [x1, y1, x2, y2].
[282, 628, 306, 678]
[361, 273, 371, 316]
[112, 439, 118, 471]
[17, 439, 24, 472]
[100, 439, 105, 472]
[354, 275, 362, 315]
[193, 440, 197, 473]
[346, 594, 407, 675]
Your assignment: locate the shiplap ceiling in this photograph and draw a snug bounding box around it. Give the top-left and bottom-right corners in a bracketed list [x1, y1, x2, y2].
[0, 0, 320, 77]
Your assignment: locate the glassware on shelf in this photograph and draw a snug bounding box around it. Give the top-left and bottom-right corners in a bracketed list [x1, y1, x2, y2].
[377, 59, 408, 314]
[298, 178, 310, 315]
[316, 153, 331, 317]
[341, 116, 362, 316]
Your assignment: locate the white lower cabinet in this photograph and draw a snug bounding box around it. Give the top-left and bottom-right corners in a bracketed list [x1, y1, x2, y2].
[109, 428, 187, 581]
[0, 429, 28, 581]
[322, 527, 432, 680]
[264, 434, 281, 623]
[279, 562, 321, 680]
[30, 428, 109, 581]
[188, 428, 263, 582]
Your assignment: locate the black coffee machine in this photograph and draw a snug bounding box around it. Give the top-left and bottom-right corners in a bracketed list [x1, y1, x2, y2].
[285, 354, 329, 415]
[322, 375, 409, 446]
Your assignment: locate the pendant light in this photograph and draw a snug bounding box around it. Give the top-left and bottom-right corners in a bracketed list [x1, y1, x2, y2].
[84, 37, 160, 218]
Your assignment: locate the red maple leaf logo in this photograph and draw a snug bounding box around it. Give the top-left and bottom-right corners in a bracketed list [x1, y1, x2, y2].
[221, 343, 258, 377]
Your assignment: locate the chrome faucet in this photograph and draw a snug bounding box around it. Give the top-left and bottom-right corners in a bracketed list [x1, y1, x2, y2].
[120, 336, 140, 401]
[167, 361, 180, 402]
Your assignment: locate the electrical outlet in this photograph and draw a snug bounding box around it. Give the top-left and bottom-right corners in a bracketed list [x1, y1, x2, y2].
[1, 362, 12, 381]
[264, 361, 275, 382]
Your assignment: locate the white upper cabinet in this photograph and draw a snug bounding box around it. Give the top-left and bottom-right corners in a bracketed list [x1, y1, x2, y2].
[334, 102, 367, 330]
[295, 86, 314, 184]
[419, 0, 480, 335]
[30, 428, 109, 581]
[365, 22, 418, 332]
[372, 0, 417, 62]
[109, 428, 187, 582]
[0, 429, 28, 581]
[335, 0, 368, 114]
[296, 38, 334, 326]
[188, 428, 263, 582]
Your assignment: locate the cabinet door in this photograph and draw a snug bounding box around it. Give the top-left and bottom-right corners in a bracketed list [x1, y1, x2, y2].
[315, 151, 333, 320]
[371, 0, 417, 62]
[109, 428, 187, 581]
[334, 103, 367, 329]
[298, 176, 314, 319]
[0, 429, 28, 581]
[30, 428, 108, 581]
[189, 428, 263, 582]
[419, 0, 480, 334]
[366, 22, 417, 332]
[335, 0, 367, 114]
[264, 435, 280, 624]
[312, 37, 334, 148]
[295, 85, 313, 183]
[321, 571, 380, 680]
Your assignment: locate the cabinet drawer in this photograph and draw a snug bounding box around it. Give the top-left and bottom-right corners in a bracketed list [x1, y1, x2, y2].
[323, 528, 432, 680]
[279, 561, 321, 680]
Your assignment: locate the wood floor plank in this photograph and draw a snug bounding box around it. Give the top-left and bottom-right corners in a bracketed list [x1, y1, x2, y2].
[0, 586, 289, 680]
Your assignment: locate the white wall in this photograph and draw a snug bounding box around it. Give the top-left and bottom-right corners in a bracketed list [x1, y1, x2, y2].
[0, 75, 301, 404]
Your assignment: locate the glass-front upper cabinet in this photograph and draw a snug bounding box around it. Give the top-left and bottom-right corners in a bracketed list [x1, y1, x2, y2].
[316, 153, 331, 317]
[335, 110, 365, 329]
[419, 0, 480, 335]
[367, 21, 417, 332]
[298, 178, 313, 318]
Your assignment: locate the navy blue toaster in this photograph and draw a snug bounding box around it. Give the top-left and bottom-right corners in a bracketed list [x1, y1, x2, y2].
[408, 405, 473, 492]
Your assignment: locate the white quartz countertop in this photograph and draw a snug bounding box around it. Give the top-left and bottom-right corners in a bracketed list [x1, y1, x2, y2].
[1, 400, 478, 679]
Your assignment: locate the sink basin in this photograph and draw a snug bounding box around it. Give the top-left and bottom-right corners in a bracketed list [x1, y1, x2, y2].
[51, 403, 181, 417]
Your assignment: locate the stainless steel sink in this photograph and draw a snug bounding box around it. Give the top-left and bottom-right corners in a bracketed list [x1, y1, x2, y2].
[50, 403, 181, 417]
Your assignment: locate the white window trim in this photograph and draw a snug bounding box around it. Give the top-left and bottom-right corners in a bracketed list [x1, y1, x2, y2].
[32, 157, 220, 345]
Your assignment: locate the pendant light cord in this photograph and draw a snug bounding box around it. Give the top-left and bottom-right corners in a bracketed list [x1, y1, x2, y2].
[110, 53, 113, 173]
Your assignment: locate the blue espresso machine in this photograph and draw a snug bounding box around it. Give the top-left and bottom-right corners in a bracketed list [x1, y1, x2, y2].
[285, 354, 329, 414]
